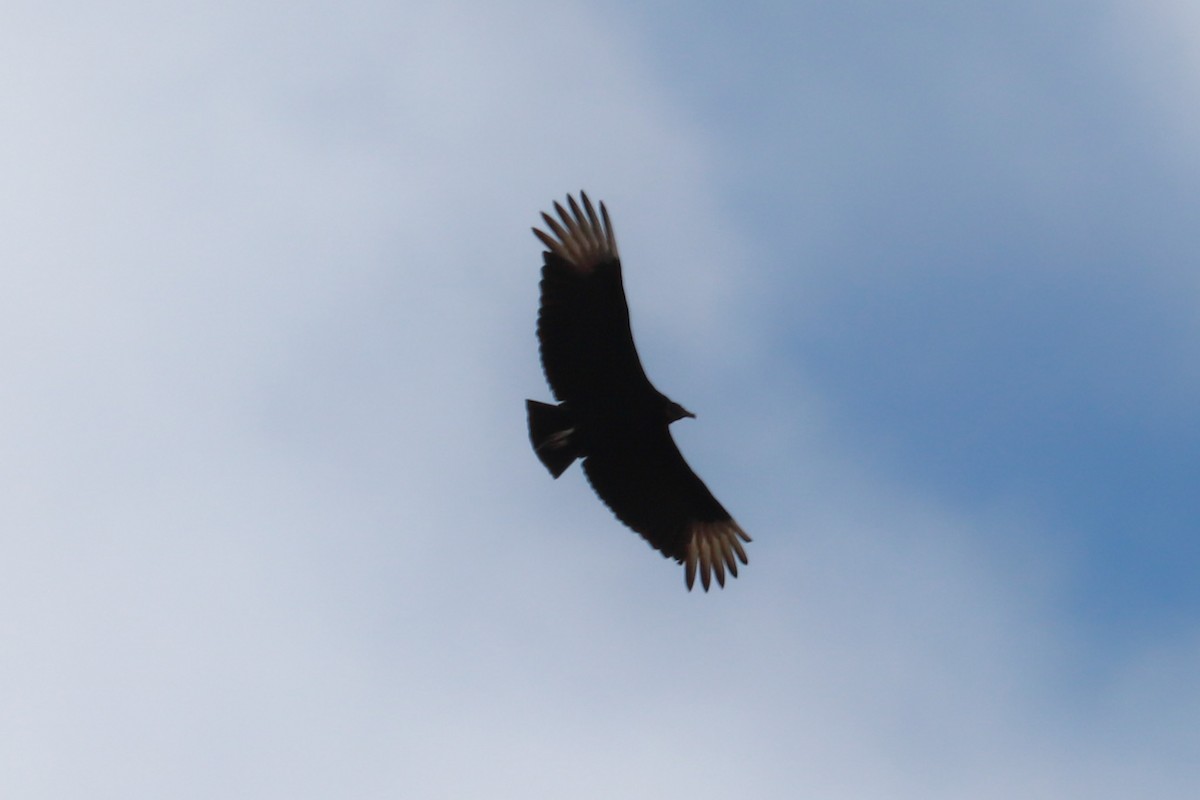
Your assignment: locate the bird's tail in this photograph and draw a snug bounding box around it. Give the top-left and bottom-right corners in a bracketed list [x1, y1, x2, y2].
[526, 400, 580, 478]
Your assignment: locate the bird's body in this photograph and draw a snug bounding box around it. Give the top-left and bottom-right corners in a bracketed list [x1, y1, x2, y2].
[526, 192, 750, 591]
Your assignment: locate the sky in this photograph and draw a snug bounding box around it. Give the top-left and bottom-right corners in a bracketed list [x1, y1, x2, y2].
[2, 0, 1198, 797]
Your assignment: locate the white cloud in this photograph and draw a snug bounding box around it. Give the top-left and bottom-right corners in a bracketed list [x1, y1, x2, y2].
[1104, 0, 1200, 175]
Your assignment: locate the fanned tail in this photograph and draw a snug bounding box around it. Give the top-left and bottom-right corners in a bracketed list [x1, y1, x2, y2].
[526, 400, 580, 478]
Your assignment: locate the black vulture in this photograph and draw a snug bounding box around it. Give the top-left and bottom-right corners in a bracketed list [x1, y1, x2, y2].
[526, 192, 751, 591]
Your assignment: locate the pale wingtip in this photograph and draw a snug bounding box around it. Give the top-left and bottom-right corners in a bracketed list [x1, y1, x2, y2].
[532, 192, 617, 272]
[683, 519, 750, 592]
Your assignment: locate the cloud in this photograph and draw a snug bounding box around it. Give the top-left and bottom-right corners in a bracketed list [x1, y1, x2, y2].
[1, 1, 1197, 798]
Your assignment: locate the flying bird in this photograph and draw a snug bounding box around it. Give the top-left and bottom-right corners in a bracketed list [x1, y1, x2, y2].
[526, 192, 750, 591]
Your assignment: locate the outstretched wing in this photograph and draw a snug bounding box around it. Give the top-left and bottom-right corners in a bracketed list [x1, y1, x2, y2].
[581, 427, 751, 592]
[533, 193, 654, 405]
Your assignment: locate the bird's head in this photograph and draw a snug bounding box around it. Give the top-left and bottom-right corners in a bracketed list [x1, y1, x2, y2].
[664, 399, 696, 424]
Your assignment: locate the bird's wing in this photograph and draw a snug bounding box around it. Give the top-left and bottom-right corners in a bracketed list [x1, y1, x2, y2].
[533, 193, 653, 404]
[582, 427, 751, 591]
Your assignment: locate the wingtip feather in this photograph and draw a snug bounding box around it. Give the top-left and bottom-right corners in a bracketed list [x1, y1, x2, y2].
[600, 201, 617, 255]
[531, 192, 618, 273]
[683, 519, 750, 592]
[685, 539, 698, 591]
[532, 227, 561, 256]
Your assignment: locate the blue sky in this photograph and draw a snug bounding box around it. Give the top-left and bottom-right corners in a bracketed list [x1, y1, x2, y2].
[2, 1, 1197, 797]
[630, 0, 1200, 636]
